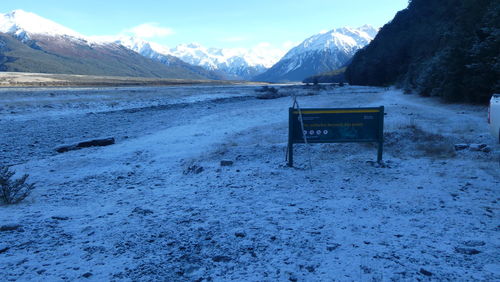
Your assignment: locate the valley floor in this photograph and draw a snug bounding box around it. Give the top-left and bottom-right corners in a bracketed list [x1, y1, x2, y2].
[0, 72, 249, 88]
[0, 85, 499, 281]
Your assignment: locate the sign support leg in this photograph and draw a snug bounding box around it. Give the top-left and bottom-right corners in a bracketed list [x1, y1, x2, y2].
[287, 107, 294, 167]
[287, 142, 293, 167]
[377, 106, 385, 163]
[377, 141, 383, 163]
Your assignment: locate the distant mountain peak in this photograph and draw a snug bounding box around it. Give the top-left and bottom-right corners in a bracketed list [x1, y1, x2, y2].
[283, 25, 376, 60]
[0, 9, 84, 41]
[254, 25, 377, 82]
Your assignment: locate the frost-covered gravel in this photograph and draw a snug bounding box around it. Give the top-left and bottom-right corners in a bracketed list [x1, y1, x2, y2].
[1, 85, 499, 281]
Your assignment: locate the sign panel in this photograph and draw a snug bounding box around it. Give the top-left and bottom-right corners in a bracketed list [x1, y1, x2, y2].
[287, 107, 384, 166]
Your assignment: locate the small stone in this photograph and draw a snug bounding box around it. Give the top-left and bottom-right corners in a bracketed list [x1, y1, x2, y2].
[469, 144, 487, 151]
[82, 272, 93, 278]
[212, 255, 231, 262]
[361, 265, 372, 274]
[455, 247, 481, 255]
[235, 232, 246, 238]
[463, 240, 485, 247]
[326, 243, 341, 251]
[0, 224, 21, 231]
[481, 146, 492, 153]
[184, 165, 204, 175]
[419, 268, 432, 276]
[305, 266, 315, 272]
[51, 216, 70, 221]
[132, 207, 154, 215]
[220, 160, 233, 166]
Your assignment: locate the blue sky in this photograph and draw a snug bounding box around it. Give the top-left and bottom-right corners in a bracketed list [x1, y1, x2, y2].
[4, 0, 408, 51]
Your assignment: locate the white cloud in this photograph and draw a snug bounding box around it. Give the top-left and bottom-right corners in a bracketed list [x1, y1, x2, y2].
[126, 23, 174, 39]
[282, 40, 299, 50]
[244, 41, 298, 67]
[255, 42, 270, 48]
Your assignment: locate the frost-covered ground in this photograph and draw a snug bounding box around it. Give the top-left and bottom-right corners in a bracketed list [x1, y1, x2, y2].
[0, 85, 499, 281]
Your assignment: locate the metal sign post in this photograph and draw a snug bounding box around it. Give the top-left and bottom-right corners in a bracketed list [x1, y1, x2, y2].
[287, 106, 384, 167]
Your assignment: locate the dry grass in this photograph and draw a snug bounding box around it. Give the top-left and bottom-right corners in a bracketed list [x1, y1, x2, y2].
[0, 72, 259, 88]
[385, 123, 456, 159]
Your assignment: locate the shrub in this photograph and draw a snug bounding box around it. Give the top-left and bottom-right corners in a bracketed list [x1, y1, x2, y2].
[0, 166, 36, 204]
[256, 86, 286, 99]
[255, 86, 279, 94]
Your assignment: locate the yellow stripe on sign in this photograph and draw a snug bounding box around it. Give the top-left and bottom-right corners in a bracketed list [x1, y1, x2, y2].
[293, 109, 380, 114]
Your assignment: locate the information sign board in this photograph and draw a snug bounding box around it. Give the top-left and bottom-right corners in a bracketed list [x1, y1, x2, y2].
[287, 107, 384, 166]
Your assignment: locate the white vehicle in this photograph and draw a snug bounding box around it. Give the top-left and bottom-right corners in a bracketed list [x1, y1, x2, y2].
[488, 94, 500, 143]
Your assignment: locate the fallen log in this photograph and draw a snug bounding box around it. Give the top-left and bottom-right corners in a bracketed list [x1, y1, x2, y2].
[56, 137, 115, 153]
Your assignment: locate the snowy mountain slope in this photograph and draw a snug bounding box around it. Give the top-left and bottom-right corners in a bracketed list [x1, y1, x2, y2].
[254, 25, 377, 82]
[107, 37, 226, 80]
[108, 38, 273, 80]
[0, 10, 85, 42]
[168, 43, 272, 80]
[0, 10, 219, 79]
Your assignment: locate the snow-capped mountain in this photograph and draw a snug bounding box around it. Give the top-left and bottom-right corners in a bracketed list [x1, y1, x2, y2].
[0, 9, 86, 42]
[254, 25, 378, 82]
[0, 10, 221, 79]
[107, 36, 181, 66]
[109, 38, 273, 80]
[169, 43, 273, 80]
[106, 36, 226, 79]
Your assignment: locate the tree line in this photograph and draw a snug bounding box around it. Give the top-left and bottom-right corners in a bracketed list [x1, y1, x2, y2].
[346, 0, 499, 103]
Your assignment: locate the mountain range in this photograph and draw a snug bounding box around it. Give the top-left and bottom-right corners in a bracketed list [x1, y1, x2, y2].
[0, 10, 219, 79]
[1, 9, 378, 82]
[110, 38, 271, 80]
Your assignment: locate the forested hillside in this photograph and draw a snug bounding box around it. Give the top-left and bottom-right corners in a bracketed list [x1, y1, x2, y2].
[346, 0, 499, 103]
